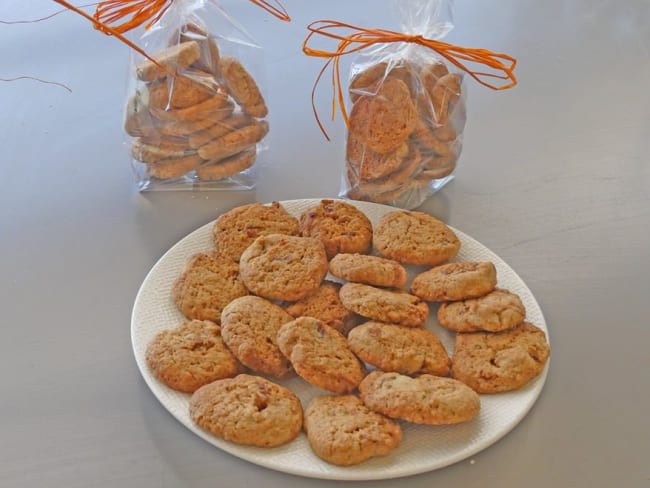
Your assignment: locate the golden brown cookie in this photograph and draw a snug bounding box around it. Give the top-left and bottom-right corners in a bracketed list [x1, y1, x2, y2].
[284, 280, 358, 335]
[195, 147, 256, 180]
[437, 288, 525, 332]
[339, 282, 429, 327]
[136, 41, 202, 82]
[412, 118, 453, 156]
[197, 120, 268, 161]
[124, 92, 157, 137]
[277, 317, 366, 393]
[304, 395, 402, 466]
[347, 321, 450, 376]
[212, 202, 299, 262]
[220, 296, 294, 378]
[239, 234, 328, 301]
[298, 199, 373, 260]
[188, 113, 253, 149]
[349, 62, 387, 101]
[152, 92, 233, 123]
[146, 154, 202, 179]
[219, 56, 268, 118]
[431, 73, 462, 124]
[145, 319, 242, 393]
[328, 253, 407, 288]
[156, 104, 235, 137]
[411, 262, 497, 302]
[420, 61, 450, 91]
[131, 138, 195, 164]
[346, 135, 408, 180]
[172, 251, 248, 322]
[373, 210, 460, 266]
[179, 23, 220, 75]
[452, 322, 550, 393]
[189, 374, 303, 447]
[146, 72, 217, 110]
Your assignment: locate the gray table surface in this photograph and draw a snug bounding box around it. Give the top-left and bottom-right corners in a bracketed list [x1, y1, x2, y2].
[1, 1, 649, 487]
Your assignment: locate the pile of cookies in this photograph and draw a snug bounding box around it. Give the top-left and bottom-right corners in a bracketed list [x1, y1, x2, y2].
[344, 59, 465, 206]
[125, 23, 268, 183]
[144, 200, 550, 466]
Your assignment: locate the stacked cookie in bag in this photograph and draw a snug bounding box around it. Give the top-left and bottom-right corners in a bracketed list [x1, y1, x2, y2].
[345, 59, 465, 205]
[125, 24, 268, 182]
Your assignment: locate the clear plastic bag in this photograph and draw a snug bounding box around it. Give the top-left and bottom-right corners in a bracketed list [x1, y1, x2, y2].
[124, 0, 269, 191]
[341, 0, 466, 208]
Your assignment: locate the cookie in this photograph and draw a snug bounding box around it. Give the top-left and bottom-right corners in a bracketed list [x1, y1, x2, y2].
[145, 319, 241, 393]
[437, 288, 525, 332]
[219, 56, 268, 118]
[146, 72, 217, 110]
[152, 92, 233, 123]
[431, 73, 462, 124]
[213, 202, 299, 262]
[329, 253, 407, 288]
[420, 61, 449, 91]
[349, 77, 416, 154]
[411, 262, 497, 302]
[412, 118, 453, 156]
[277, 317, 366, 393]
[451, 322, 550, 393]
[220, 296, 294, 377]
[304, 395, 402, 466]
[189, 374, 303, 447]
[197, 120, 268, 161]
[172, 251, 248, 322]
[359, 371, 480, 425]
[188, 113, 253, 149]
[124, 92, 156, 137]
[346, 135, 408, 180]
[339, 283, 429, 327]
[373, 210, 460, 266]
[347, 321, 450, 376]
[349, 61, 387, 101]
[179, 23, 220, 74]
[131, 138, 195, 164]
[284, 280, 357, 335]
[146, 153, 202, 179]
[298, 199, 373, 260]
[195, 147, 256, 180]
[239, 234, 328, 301]
[157, 104, 234, 137]
[136, 41, 202, 81]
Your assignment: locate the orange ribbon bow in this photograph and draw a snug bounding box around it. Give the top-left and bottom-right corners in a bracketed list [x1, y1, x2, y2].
[302, 20, 518, 140]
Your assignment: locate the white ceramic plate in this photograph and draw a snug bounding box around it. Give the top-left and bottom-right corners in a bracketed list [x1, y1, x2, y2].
[131, 198, 550, 480]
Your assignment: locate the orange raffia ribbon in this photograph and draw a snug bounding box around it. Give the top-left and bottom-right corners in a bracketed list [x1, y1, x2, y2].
[93, 0, 290, 35]
[302, 20, 518, 140]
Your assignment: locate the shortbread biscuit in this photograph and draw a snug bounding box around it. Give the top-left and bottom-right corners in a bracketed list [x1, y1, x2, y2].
[411, 262, 497, 302]
[136, 41, 201, 81]
[196, 147, 256, 180]
[213, 202, 299, 262]
[347, 321, 450, 376]
[189, 374, 303, 447]
[452, 322, 550, 393]
[197, 120, 268, 161]
[346, 135, 408, 180]
[145, 319, 241, 393]
[284, 281, 357, 335]
[172, 251, 248, 322]
[146, 72, 217, 110]
[146, 154, 202, 179]
[298, 199, 373, 260]
[438, 288, 525, 332]
[339, 283, 429, 327]
[329, 254, 407, 288]
[359, 371, 480, 425]
[239, 234, 328, 301]
[349, 77, 416, 154]
[304, 395, 402, 466]
[219, 56, 268, 118]
[188, 113, 253, 149]
[374, 210, 460, 266]
[220, 296, 294, 377]
[277, 317, 366, 393]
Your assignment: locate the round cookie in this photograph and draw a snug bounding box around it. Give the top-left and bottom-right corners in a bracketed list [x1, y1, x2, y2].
[219, 56, 268, 118]
[172, 251, 248, 322]
[329, 253, 407, 288]
[220, 296, 294, 378]
[358, 371, 480, 425]
[189, 374, 303, 447]
[212, 202, 299, 262]
[284, 280, 358, 335]
[346, 135, 408, 180]
[239, 234, 328, 301]
[373, 210, 460, 266]
[277, 317, 366, 393]
[339, 282, 429, 327]
[196, 147, 256, 181]
[437, 288, 525, 332]
[451, 322, 550, 393]
[145, 320, 242, 393]
[298, 199, 373, 260]
[304, 395, 402, 466]
[347, 321, 450, 376]
[410, 261, 497, 302]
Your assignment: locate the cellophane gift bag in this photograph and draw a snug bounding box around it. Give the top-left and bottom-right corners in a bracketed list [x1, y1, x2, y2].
[123, 0, 271, 190]
[342, 0, 466, 208]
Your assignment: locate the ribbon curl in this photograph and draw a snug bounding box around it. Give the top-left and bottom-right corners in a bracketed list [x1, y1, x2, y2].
[302, 20, 518, 140]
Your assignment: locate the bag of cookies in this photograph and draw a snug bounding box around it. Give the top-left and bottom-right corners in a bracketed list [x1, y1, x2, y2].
[115, 0, 289, 190]
[303, 0, 516, 209]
